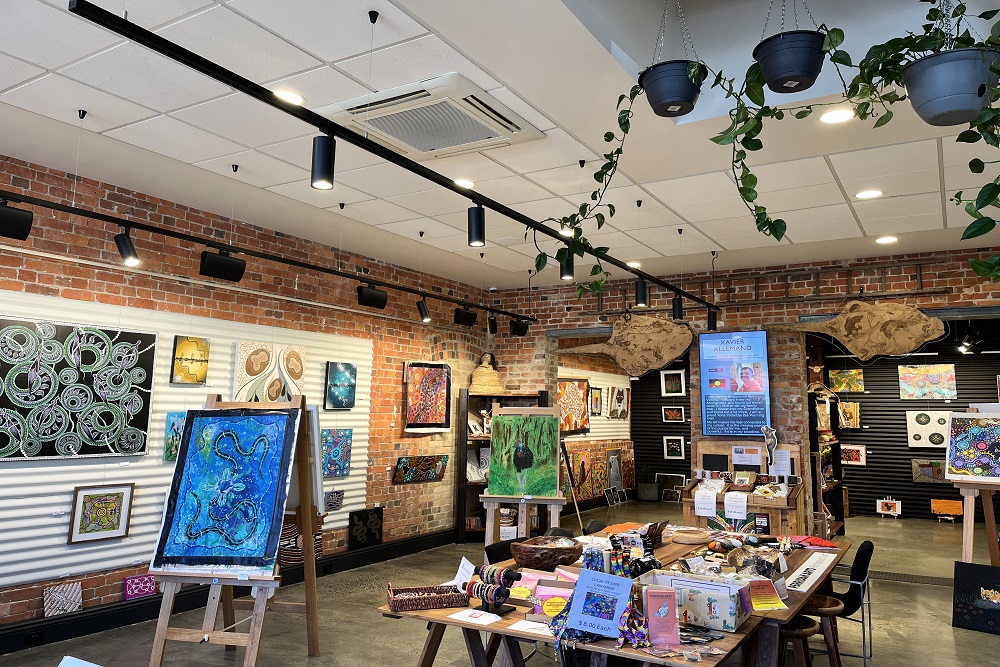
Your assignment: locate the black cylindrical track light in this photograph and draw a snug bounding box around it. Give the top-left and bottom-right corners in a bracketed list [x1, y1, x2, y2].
[114, 228, 140, 267]
[635, 277, 647, 307]
[417, 299, 431, 323]
[488, 314, 498, 335]
[560, 253, 574, 281]
[199, 250, 246, 282]
[672, 294, 684, 320]
[510, 319, 530, 337]
[356, 284, 388, 309]
[0, 201, 33, 240]
[311, 134, 335, 190]
[454, 307, 478, 327]
[468, 204, 485, 247]
[707, 308, 718, 331]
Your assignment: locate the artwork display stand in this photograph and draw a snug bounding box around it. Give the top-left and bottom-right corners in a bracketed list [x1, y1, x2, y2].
[955, 481, 1000, 566]
[146, 394, 321, 667]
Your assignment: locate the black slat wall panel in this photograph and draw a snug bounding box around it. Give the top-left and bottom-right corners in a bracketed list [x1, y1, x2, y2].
[631, 356, 692, 480]
[825, 336, 1000, 521]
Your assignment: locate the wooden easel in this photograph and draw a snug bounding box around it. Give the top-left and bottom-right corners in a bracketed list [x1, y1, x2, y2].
[955, 480, 1000, 566]
[147, 394, 322, 667]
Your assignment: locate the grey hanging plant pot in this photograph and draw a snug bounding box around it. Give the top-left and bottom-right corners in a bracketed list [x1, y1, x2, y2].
[753, 29, 827, 93]
[902, 48, 1000, 126]
[640, 0, 705, 118]
[639, 60, 708, 117]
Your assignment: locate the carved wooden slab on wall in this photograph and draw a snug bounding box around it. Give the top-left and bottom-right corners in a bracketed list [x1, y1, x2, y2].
[562, 314, 694, 377]
[779, 300, 944, 360]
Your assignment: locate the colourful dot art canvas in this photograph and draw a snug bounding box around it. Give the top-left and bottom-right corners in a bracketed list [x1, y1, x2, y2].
[321, 428, 352, 479]
[947, 414, 1000, 482]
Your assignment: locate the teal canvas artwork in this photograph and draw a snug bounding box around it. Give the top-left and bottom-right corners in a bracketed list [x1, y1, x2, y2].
[324, 362, 357, 410]
[152, 408, 299, 569]
[163, 411, 185, 462]
[321, 428, 352, 478]
[488, 415, 560, 497]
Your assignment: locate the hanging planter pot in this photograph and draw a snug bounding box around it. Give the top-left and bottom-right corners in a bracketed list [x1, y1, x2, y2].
[902, 48, 999, 126]
[639, 60, 708, 117]
[753, 29, 826, 93]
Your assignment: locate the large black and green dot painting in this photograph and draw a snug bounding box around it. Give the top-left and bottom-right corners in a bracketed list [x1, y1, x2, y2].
[0, 317, 156, 460]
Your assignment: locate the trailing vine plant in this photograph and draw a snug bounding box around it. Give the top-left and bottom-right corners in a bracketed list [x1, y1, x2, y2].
[530, 85, 643, 297]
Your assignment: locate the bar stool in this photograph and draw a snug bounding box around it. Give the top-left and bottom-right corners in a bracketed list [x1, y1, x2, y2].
[779, 615, 821, 667]
[803, 594, 844, 667]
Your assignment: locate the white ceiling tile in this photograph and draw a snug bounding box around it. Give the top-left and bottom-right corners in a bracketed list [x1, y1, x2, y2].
[0, 0, 121, 69]
[474, 176, 553, 204]
[0, 53, 44, 92]
[693, 218, 790, 250]
[426, 152, 513, 183]
[485, 128, 597, 173]
[941, 135, 983, 168]
[506, 236, 563, 258]
[104, 115, 244, 163]
[643, 172, 734, 206]
[840, 169, 940, 199]
[454, 246, 533, 272]
[853, 193, 942, 221]
[156, 6, 320, 83]
[943, 165, 986, 193]
[335, 35, 498, 91]
[671, 196, 750, 223]
[566, 185, 658, 218]
[387, 187, 468, 217]
[266, 179, 371, 207]
[527, 161, 633, 196]
[60, 42, 230, 112]
[194, 150, 309, 187]
[425, 233, 476, 253]
[228, 0, 427, 62]
[767, 183, 846, 212]
[335, 198, 417, 225]
[265, 67, 371, 110]
[41, 0, 214, 29]
[172, 94, 311, 147]
[487, 87, 556, 131]
[860, 213, 944, 236]
[336, 162, 437, 197]
[752, 157, 835, 193]
[828, 140, 938, 180]
[1, 74, 155, 132]
[378, 217, 460, 240]
[785, 222, 863, 243]
[707, 232, 790, 250]
[778, 204, 862, 242]
[633, 226, 719, 256]
[606, 203, 687, 231]
[257, 134, 385, 172]
[511, 197, 576, 222]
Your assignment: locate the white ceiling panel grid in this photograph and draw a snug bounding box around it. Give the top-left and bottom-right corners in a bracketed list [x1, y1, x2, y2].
[265, 67, 372, 111]
[485, 128, 598, 173]
[473, 175, 553, 204]
[827, 140, 939, 180]
[267, 179, 372, 208]
[336, 198, 419, 225]
[387, 187, 469, 217]
[257, 134, 386, 172]
[40, 0, 215, 30]
[1, 74, 156, 132]
[0, 53, 45, 92]
[105, 115, 245, 164]
[171, 94, 313, 148]
[194, 150, 309, 188]
[0, 0, 121, 69]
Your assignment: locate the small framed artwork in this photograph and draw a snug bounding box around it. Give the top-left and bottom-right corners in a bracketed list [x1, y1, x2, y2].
[663, 436, 686, 460]
[661, 489, 682, 503]
[878, 498, 901, 516]
[604, 487, 617, 505]
[661, 406, 685, 423]
[616, 488, 628, 503]
[590, 387, 603, 416]
[68, 483, 135, 544]
[660, 370, 686, 397]
[841, 444, 867, 466]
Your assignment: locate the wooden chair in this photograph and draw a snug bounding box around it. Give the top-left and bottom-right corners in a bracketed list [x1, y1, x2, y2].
[803, 594, 844, 667]
[779, 615, 821, 667]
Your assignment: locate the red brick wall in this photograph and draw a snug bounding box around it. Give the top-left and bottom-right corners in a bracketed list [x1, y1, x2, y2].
[0, 154, 495, 623]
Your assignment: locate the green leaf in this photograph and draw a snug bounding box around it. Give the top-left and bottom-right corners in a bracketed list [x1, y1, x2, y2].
[984, 129, 1000, 147]
[594, 170, 606, 183]
[591, 264, 603, 276]
[823, 28, 845, 51]
[743, 173, 758, 189]
[630, 84, 642, 101]
[555, 247, 568, 263]
[579, 203, 589, 217]
[770, 218, 786, 241]
[746, 83, 766, 107]
[595, 212, 606, 228]
[687, 61, 704, 83]
[739, 186, 758, 201]
[595, 246, 610, 256]
[971, 158, 986, 173]
[873, 110, 894, 128]
[970, 258, 1000, 277]
[534, 253, 547, 272]
[735, 149, 747, 162]
[741, 137, 763, 151]
[794, 108, 813, 119]
[978, 183, 1000, 210]
[604, 131, 615, 142]
[607, 204, 616, 217]
[618, 109, 631, 133]
[979, 10, 1000, 20]
[967, 201, 984, 218]
[955, 190, 964, 202]
[711, 133, 739, 145]
[589, 280, 604, 292]
[773, 109, 785, 120]
[617, 93, 627, 109]
[963, 216, 997, 239]
[958, 129, 983, 143]
[830, 49, 852, 66]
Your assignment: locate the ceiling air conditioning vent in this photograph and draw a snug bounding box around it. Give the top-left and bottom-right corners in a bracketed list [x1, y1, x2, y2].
[315, 72, 544, 158]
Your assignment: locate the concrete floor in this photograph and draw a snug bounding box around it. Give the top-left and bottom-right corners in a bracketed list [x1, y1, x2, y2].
[4, 502, 1000, 666]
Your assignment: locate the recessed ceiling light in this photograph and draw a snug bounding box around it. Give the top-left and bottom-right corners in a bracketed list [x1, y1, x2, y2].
[274, 90, 304, 106]
[820, 109, 854, 124]
[626, 261, 641, 268]
[454, 178, 475, 189]
[558, 226, 574, 237]
[855, 189, 883, 199]
[875, 235, 898, 244]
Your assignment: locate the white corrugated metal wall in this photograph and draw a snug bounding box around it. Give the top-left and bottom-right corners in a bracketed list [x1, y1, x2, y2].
[559, 366, 631, 442]
[0, 291, 373, 588]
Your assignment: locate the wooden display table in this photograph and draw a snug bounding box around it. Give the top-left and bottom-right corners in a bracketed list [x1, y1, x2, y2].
[479, 493, 567, 546]
[681, 483, 807, 535]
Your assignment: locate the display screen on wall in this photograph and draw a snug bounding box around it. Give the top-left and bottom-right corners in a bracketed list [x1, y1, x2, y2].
[699, 331, 772, 436]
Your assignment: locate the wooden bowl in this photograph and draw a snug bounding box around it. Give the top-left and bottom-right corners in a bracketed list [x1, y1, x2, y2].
[509, 536, 583, 571]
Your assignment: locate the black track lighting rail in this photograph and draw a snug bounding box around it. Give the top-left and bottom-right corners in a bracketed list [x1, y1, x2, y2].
[0, 188, 536, 322]
[67, 0, 718, 312]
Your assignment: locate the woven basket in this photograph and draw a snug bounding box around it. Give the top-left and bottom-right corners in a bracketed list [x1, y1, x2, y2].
[386, 584, 470, 613]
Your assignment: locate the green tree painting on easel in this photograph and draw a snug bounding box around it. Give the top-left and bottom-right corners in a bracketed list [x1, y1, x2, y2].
[488, 415, 560, 497]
